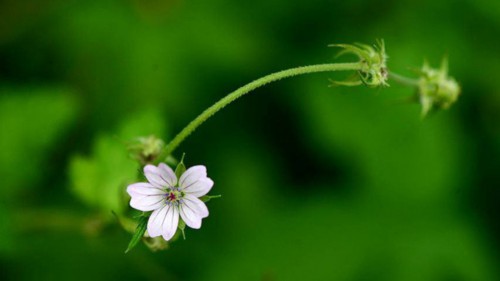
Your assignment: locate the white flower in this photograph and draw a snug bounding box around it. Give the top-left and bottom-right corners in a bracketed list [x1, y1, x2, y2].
[127, 163, 213, 241]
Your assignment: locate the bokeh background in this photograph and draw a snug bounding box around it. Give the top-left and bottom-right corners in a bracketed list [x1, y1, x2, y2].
[1, 0, 500, 280]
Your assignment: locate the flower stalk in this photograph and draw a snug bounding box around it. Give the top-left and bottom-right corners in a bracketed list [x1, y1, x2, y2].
[156, 62, 363, 161]
[388, 72, 420, 87]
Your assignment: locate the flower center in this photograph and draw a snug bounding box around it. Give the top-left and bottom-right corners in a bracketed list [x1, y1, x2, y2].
[165, 188, 183, 204]
[167, 192, 177, 201]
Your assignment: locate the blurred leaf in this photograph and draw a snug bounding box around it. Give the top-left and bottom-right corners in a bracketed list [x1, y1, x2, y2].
[69, 109, 168, 214]
[69, 136, 136, 214]
[0, 88, 77, 196]
[117, 109, 167, 141]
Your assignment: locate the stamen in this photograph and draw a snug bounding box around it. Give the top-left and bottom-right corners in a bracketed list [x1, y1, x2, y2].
[167, 192, 176, 201]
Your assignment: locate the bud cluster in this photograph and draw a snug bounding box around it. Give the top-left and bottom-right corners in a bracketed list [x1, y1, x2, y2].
[330, 39, 389, 87]
[417, 59, 460, 117]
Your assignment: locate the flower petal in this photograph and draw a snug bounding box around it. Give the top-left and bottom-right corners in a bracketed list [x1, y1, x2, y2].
[179, 204, 202, 229]
[158, 163, 177, 186]
[179, 165, 207, 189]
[182, 177, 213, 197]
[147, 204, 180, 241]
[130, 195, 165, 212]
[183, 194, 209, 219]
[147, 205, 169, 237]
[127, 183, 166, 211]
[127, 183, 164, 197]
[144, 164, 176, 188]
[161, 205, 179, 241]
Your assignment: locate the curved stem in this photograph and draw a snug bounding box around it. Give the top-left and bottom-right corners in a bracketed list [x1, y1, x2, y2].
[159, 62, 362, 159]
[389, 72, 420, 87]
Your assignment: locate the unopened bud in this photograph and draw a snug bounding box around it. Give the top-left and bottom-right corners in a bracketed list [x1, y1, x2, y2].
[127, 135, 164, 165]
[418, 58, 460, 117]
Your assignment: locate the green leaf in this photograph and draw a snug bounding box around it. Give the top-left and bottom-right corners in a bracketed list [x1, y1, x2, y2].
[199, 195, 222, 202]
[175, 153, 186, 179]
[125, 215, 148, 253]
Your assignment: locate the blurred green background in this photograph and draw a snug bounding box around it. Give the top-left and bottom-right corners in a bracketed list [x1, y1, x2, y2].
[1, 0, 500, 280]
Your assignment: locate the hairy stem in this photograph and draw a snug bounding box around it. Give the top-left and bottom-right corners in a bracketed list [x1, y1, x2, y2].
[158, 62, 362, 160]
[389, 72, 420, 87]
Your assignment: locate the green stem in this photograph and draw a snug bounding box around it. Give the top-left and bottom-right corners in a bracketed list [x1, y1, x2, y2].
[159, 62, 362, 159]
[389, 72, 420, 87]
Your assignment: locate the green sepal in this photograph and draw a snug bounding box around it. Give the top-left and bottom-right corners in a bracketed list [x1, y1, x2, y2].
[175, 153, 186, 179]
[165, 155, 178, 167]
[133, 211, 148, 219]
[125, 215, 148, 254]
[178, 219, 186, 240]
[199, 195, 222, 202]
[328, 40, 388, 88]
[328, 76, 362, 87]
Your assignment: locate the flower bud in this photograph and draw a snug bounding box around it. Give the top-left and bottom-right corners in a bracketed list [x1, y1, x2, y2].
[330, 39, 389, 87]
[417, 58, 460, 117]
[143, 236, 170, 251]
[127, 135, 165, 165]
